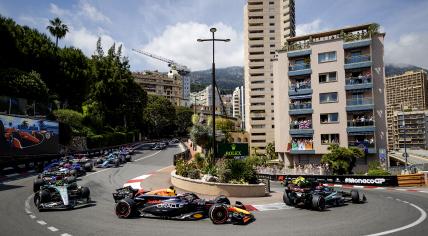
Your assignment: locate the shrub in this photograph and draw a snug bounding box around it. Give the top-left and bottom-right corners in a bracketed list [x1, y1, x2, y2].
[367, 161, 390, 176]
[215, 158, 257, 184]
[188, 169, 201, 179]
[175, 159, 199, 178]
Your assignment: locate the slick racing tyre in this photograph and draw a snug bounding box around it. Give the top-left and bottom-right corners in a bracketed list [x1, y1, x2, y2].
[125, 155, 132, 162]
[81, 187, 90, 201]
[65, 176, 76, 184]
[115, 198, 136, 218]
[70, 169, 78, 177]
[351, 190, 360, 203]
[214, 195, 231, 205]
[311, 195, 326, 211]
[34, 190, 50, 209]
[84, 162, 93, 172]
[33, 179, 44, 193]
[209, 204, 229, 224]
[283, 191, 295, 206]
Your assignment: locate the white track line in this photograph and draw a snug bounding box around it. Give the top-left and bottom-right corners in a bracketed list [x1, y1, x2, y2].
[29, 214, 36, 219]
[47, 226, 58, 232]
[36, 220, 47, 225]
[365, 202, 427, 236]
[5, 173, 20, 178]
[61, 233, 73, 236]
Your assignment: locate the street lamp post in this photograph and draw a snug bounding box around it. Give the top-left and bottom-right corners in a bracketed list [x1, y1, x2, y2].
[197, 28, 230, 159]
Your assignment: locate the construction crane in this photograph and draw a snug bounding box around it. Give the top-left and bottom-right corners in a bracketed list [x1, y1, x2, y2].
[132, 48, 191, 76]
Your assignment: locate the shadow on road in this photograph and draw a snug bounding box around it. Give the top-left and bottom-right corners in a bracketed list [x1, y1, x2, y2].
[0, 183, 24, 191]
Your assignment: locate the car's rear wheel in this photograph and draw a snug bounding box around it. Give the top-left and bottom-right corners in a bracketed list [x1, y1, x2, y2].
[81, 187, 90, 201]
[283, 191, 295, 206]
[214, 195, 230, 205]
[115, 198, 135, 218]
[114, 159, 120, 167]
[209, 204, 229, 224]
[84, 163, 93, 172]
[311, 195, 326, 211]
[351, 190, 360, 203]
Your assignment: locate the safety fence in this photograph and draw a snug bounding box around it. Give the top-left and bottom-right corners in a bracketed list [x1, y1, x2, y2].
[397, 173, 426, 187]
[173, 142, 191, 166]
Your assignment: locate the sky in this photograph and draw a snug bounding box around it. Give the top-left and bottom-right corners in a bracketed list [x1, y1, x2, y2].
[1, 0, 427, 72]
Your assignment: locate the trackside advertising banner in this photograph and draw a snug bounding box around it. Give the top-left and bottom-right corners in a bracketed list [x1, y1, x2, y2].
[0, 114, 59, 156]
[217, 143, 249, 159]
[257, 174, 398, 187]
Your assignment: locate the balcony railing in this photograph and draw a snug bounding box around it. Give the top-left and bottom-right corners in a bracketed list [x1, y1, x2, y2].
[347, 120, 374, 127]
[290, 121, 312, 129]
[289, 82, 311, 90]
[346, 98, 373, 106]
[345, 76, 372, 85]
[290, 103, 312, 110]
[345, 55, 371, 64]
[289, 63, 310, 71]
[348, 141, 375, 148]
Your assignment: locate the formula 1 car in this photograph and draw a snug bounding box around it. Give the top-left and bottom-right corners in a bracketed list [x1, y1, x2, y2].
[96, 153, 120, 168]
[33, 168, 76, 193]
[113, 186, 254, 225]
[33, 178, 91, 211]
[67, 154, 94, 172]
[283, 177, 366, 211]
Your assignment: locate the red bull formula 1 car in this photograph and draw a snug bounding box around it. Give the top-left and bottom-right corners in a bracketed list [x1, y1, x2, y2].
[113, 186, 254, 225]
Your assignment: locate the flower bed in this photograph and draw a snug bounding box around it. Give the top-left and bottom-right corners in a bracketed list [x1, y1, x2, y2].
[171, 171, 266, 197]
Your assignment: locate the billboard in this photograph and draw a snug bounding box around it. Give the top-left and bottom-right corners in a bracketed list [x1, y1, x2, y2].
[217, 143, 249, 159]
[0, 114, 59, 156]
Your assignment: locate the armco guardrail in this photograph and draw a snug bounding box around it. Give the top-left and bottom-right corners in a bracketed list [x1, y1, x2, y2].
[173, 142, 190, 166]
[256, 174, 399, 187]
[398, 173, 426, 187]
[0, 141, 143, 170]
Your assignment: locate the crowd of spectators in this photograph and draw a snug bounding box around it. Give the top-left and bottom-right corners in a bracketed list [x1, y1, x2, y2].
[289, 138, 313, 150]
[290, 80, 311, 91]
[290, 119, 312, 129]
[256, 163, 332, 176]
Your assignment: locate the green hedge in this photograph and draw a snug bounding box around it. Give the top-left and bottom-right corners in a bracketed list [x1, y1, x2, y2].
[87, 131, 135, 149]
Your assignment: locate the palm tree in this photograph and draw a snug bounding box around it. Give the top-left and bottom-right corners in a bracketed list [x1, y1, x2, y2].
[46, 17, 69, 48]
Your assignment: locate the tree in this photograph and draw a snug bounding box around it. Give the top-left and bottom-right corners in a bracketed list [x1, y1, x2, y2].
[0, 68, 49, 100]
[175, 106, 193, 137]
[265, 142, 276, 160]
[321, 144, 364, 175]
[143, 95, 176, 137]
[190, 124, 210, 149]
[46, 17, 69, 48]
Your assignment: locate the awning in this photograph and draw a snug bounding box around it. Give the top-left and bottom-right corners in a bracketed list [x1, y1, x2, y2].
[290, 94, 312, 100]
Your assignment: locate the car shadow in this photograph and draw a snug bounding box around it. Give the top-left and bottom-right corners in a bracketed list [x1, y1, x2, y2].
[0, 183, 24, 191]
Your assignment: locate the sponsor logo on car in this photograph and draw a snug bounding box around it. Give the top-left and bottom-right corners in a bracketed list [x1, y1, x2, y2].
[156, 203, 183, 208]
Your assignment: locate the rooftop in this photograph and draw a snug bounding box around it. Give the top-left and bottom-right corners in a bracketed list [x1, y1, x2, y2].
[280, 23, 383, 52]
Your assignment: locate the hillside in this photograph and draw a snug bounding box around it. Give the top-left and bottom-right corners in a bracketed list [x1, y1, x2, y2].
[189, 64, 427, 94]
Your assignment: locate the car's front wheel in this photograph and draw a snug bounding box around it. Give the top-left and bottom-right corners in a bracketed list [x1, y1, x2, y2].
[283, 191, 295, 206]
[209, 204, 229, 224]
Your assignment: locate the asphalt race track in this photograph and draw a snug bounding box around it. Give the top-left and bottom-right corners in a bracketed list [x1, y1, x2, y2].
[1, 144, 427, 236]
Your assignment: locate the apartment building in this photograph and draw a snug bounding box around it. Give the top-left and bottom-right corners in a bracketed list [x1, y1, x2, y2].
[392, 110, 428, 150]
[232, 86, 246, 130]
[273, 23, 387, 167]
[244, 0, 295, 152]
[181, 76, 191, 107]
[133, 70, 182, 106]
[386, 70, 428, 150]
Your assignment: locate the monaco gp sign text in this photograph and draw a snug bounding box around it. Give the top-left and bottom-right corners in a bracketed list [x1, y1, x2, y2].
[345, 178, 386, 185]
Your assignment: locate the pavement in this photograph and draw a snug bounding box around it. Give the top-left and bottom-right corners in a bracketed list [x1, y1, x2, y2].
[1, 143, 428, 236]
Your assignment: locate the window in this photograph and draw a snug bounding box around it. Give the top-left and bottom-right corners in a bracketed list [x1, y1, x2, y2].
[252, 133, 266, 136]
[320, 92, 338, 103]
[252, 117, 265, 120]
[319, 72, 337, 83]
[251, 88, 265, 91]
[320, 113, 339, 123]
[252, 125, 265, 128]
[251, 95, 265, 98]
[321, 134, 339, 145]
[269, 30, 275, 33]
[318, 51, 337, 63]
[269, 37, 275, 40]
[270, 23, 274, 26]
[252, 140, 266, 143]
[251, 80, 265, 84]
[269, 16, 275, 19]
[270, 44, 275, 47]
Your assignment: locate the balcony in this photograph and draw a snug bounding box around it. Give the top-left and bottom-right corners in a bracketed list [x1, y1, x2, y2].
[348, 140, 376, 154]
[289, 103, 313, 115]
[288, 63, 311, 76]
[343, 38, 371, 50]
[287, 49, 311, 58]
[288, 83, 312, 96]
[288, 139, 315, 154]
[347, 120, 375, 133]
[344, 55, 372, 69]
[346, 98, 374, 111]
[345, 76, 373, 90]
[289, 121, 313, 137]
